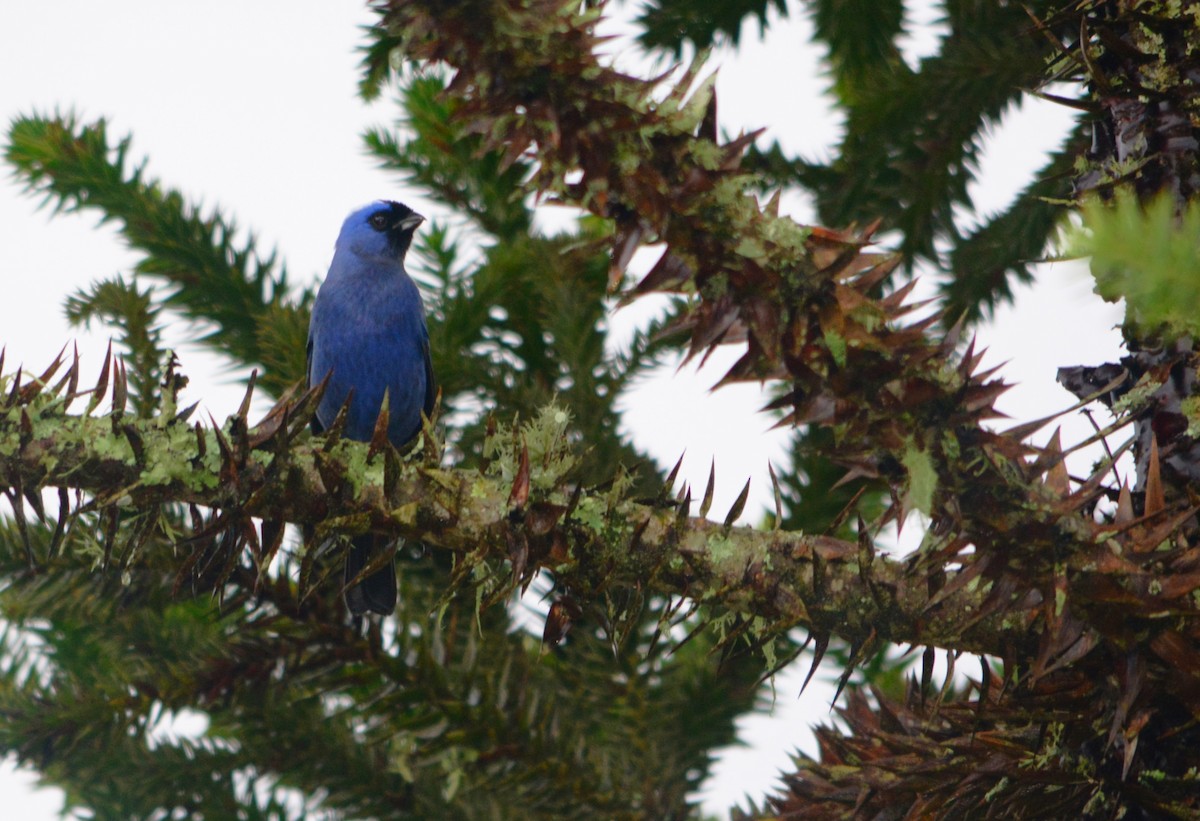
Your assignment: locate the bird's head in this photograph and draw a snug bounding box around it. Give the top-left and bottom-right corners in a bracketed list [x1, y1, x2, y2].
[337, 200, 425, 261]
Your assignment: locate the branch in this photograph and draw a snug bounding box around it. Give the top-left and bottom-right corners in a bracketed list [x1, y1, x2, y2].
[0, 354, 1027, 659]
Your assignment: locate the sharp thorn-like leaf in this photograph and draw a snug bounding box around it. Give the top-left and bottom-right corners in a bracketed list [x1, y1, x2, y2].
[699, 87, 717, 141]
[372, 434, 395, 501]
[25, 344, 67, 403]
[509, 440, 531, 509]
[764, 189, 781, 217]
[800, 632, 829, 695]
[322, 388, 355, 448]
[368, 388, 391, 459]
[723, 477, 750, 527]
[831, 632, 875, 706]
[111, 358, 128, 418]
[768, 462, 783, 530]
[664, 451, 685, 496]
[4, 487, 35, 566]
[699, 458, 716, 519]
[174, 401, 200, 425]
[194, 421, 207, 460]
[50, 344, 78, 404]
[87, 342, 113, 416]
[48, 487, 71, 559]
[258, 519, 286, 582]
[19, 406, 33, 442]
[7, 367, 23, 409]
[977, 655, 992, 719]
[564, 481, 584, 520]
[543, 597, 578, 647]
[675, 487, 692, 525]
[237, 369, 258, 422]
[22, 484, 46, 523]
[1116, 480, 1134, 523]
[921, 645, 936, 705]
[1042, 428, 1070, 495]
[1145, 436, 1165, 516]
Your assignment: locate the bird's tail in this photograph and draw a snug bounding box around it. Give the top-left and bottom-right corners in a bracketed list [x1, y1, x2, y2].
[344, 534, 398, 616]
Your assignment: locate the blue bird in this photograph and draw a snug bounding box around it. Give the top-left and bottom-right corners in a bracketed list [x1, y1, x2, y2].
[307, 200, 436, 615]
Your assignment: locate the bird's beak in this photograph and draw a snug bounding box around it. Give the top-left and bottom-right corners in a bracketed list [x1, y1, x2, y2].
[398, 212, 425, 231]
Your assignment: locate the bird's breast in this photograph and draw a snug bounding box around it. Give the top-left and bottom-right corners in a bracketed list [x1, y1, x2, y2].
[310, 281, 430, 443]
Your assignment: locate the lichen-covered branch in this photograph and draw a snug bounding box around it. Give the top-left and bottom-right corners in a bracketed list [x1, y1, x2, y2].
[0, 356, 1028, 659]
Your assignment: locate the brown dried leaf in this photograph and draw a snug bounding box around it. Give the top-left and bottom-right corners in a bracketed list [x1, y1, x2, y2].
[543, 597, 580, 647]
[1157, 572, 1200, 600]
[508, 440, 530, 509]
[1145, 435, 1165, 516]
[924, 553, 992, 613]
[1149, 629, 1200, 673]
[1116, 480, 1134, 523]
[368, 390, 391, 458]
[525, 501, 566, 536]
[1042, 429, 1071, 496]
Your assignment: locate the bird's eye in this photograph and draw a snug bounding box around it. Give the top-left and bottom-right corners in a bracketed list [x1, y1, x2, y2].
[368, 213, 389, 231]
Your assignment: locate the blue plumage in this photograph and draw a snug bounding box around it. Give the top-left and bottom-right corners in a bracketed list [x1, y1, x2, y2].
[307, 200, 435, 615]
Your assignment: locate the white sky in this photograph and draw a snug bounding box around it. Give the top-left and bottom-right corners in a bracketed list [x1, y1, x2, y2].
[0, 1, 1124, 817]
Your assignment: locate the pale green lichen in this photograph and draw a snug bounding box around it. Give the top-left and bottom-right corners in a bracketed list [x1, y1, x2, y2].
[735, 235, 767, 261]
[390, 501, 419, 527]
[660, 57, 715, 131]
[688, 139, 724, 171]
[1183, 395, 1200, 437]
[983, 776, 1010, 803]
[469, 477, 492, 500]
[92, 428, 136, 463]
[758, 620, 780, 670]
[570, 495, 607, 533]
[901, 439, 937, 516]
[483, 402, 577, 492]
[1081, 786, 1112, 815]
[761, 216, 811, 257]
[706, 532, 738, 572]
[704, 177, 761, 226]
[941, 430, 960, 461]
[323, 438, 378, 498]
[1021, 722, 1065, 770]
[705, 529, 772, 580]
[1054, 564, 1068, 617]
[140, 422, 220, 489]
[848, 302, 884, 334]
[823, 328, 848, 368]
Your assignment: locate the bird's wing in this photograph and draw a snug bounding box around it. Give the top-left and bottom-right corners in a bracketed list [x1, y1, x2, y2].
[306, 328, 325, 435]
[422, 335, 437, 420]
